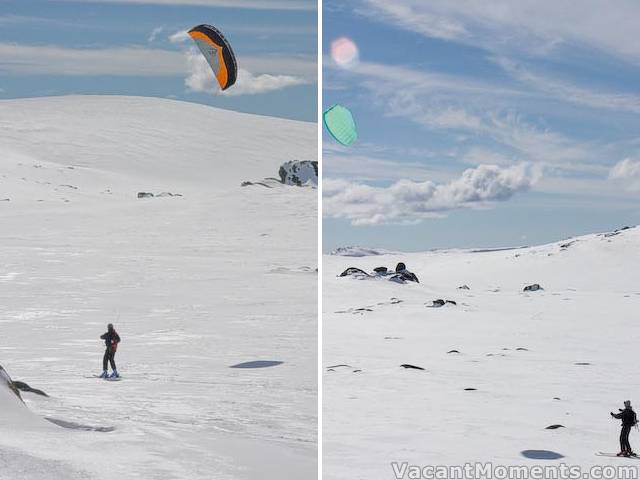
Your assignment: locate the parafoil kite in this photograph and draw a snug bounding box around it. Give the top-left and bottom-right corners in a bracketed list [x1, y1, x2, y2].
[323, 104, 357, 146]
[188, 24, 238, 91]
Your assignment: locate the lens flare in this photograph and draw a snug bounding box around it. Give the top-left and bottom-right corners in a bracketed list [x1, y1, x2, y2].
[331, 37, 359, 69]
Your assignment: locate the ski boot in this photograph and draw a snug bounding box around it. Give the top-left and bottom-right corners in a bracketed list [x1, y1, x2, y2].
[617, 452, 627, 457]
[109, 370, 120, 379]
[99, 370, 109, 379]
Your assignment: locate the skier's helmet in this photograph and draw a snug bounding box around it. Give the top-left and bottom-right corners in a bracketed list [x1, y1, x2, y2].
[625, 400, 632, 407]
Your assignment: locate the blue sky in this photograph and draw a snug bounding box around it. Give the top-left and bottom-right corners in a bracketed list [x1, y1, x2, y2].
[323, 0, 640, 252]
[0, 0, 317, 121]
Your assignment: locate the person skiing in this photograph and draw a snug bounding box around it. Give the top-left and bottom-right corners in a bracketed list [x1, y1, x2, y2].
[99, 323, 121, 379]
[610, 400, 638, 456]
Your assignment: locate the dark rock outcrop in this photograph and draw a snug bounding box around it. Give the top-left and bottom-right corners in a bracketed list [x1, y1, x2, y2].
[523, 284, 542, 292]
[279, 160, 318, 186]
[13, 381, 48, 397]
[400, 364, 425, 370]
[428, 299, 457, 307]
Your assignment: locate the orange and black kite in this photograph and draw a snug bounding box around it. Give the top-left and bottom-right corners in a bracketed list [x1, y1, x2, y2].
[188, 24, 238, 91]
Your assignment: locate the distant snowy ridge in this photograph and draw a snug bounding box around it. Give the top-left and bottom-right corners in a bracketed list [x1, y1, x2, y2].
[330, 246, 396, 257]
[331, 226, 638, 258]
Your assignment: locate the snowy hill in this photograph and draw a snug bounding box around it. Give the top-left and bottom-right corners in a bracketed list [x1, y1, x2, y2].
[0, 96, 317, 480]
[324, 227, 640, 479]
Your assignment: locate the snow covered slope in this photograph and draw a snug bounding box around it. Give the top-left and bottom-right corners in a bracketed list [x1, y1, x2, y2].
[0, 96, 317, 480]
[324, 227, 640, 479]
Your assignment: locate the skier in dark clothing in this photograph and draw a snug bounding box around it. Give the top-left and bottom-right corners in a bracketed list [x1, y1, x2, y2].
[610, 400, 638, 456]
[100, 323, 121, 379]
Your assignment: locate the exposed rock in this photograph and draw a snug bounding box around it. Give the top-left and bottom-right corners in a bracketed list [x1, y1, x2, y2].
[339, 267, 370, 278]
[428, 299, 457, 307]
[524, 283, 543, 292]
[241, 180, 275, 188]
[137, 192, 154, 198]
[464, 388, 477, 391]
[279, 160, 318, 186]
[12, 380, 48, 397]
[400, 364, 425, 370]
[545, 424, 565, 429]
[447, 350, 460, 354]
[458, 285, 470, 290]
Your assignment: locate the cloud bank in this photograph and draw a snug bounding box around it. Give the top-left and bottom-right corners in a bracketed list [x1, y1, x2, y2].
[324, 163, 539, 226]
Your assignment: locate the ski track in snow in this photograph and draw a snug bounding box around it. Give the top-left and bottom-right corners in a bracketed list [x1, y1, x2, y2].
[0, 96, 317, 480]
[324, 227, 640, 479]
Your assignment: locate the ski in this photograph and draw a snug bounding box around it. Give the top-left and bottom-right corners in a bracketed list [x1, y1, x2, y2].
[596, 452, 639, 458]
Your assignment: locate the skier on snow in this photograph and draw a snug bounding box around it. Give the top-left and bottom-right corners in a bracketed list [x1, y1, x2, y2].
[610, 400, 638, 456]
[100, 323, 121, 379]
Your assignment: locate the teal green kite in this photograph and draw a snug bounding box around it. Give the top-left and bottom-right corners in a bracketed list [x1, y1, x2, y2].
[323, 104, 357, 146]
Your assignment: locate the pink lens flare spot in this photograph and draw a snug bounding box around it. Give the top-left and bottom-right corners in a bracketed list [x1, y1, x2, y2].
[331, 37, 359, 68]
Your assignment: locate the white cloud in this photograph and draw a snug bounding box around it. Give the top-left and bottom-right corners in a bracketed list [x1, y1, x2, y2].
[609, 158, 640, 191]
[169, 30, 190, 44]
[148, 26, 164, 43]
[184, 50, 308, 96]
[324, 163, 539, 226]
[55, 0, 314, 10]
[610, 158, 640, 179]
[357, 0, 640, 63]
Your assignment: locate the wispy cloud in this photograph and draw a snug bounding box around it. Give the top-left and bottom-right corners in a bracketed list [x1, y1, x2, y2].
[0, 43, 185, 76]
[0, 42, 316, 86]
[55, 0, 315, 10]
[494, 57, 640, 114]
[340, 61, 594, 169]
[356, 0, 640, 63]
[147, 26, 164, 43]
[324, 163, 539, 226]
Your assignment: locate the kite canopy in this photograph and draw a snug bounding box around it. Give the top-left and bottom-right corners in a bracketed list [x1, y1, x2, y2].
[323, 104, 357, 146]
[188, 24, 238, 91]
